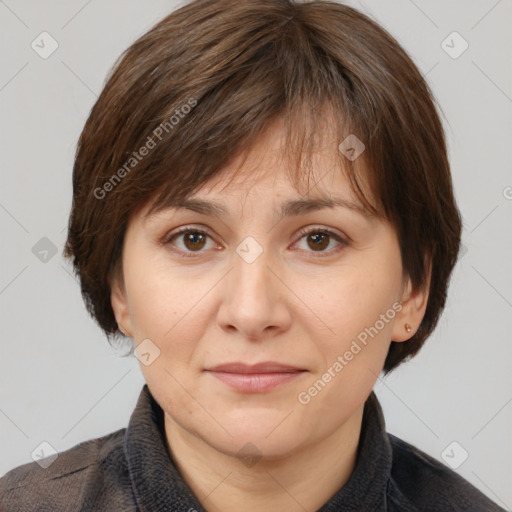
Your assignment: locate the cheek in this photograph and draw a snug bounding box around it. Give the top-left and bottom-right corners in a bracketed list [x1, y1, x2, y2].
[296, 275, 397, 427]
[302, 262, 400, 398]
[124, 253, 206, 340]
[319, 264, 400, 341]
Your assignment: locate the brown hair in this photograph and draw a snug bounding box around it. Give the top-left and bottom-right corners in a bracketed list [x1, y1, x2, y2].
[64, 0, 462, 373]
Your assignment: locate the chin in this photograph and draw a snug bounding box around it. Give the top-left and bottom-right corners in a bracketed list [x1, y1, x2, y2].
[206, 411, 306, 459]
[212, 432, 304, 463]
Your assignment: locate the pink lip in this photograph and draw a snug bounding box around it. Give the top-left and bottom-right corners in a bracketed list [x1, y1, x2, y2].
[205, 362, 306, 393]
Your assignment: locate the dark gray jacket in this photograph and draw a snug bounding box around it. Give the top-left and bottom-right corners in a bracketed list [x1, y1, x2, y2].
[0, 385, 506, 511]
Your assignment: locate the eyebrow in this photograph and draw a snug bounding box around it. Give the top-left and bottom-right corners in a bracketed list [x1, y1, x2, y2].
[155, 196, 373, 220]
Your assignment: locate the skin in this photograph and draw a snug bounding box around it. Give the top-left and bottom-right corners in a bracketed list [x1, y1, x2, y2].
[111, 118, 429, 512]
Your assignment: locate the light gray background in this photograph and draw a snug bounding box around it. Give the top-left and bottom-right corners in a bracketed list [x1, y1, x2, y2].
[1, 0, 511, 508]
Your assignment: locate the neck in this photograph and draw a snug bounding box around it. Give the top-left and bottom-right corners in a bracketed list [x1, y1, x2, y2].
[164, 405, 364, 512]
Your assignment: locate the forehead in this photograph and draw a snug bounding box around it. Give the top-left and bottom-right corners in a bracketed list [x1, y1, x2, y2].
[202, 118, 366, 194]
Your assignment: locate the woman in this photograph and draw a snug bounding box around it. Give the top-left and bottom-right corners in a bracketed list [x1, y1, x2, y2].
[0, 0, 505, 510]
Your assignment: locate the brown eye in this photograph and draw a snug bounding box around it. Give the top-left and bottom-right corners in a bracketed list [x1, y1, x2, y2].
[165, 228, 217, 257]
[306, 232, 330, 251]
[294, 227, 347, 256]
[182, 231, 207, 251]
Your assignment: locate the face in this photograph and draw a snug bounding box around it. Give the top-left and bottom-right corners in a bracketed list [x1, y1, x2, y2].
[111, 119, 427, 462]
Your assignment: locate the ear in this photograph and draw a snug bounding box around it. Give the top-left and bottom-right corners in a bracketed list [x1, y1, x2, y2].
[391, 273, 430, 343]
[110, 268, 134, 338]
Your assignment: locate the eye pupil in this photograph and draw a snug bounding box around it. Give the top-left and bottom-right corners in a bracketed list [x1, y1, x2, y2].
[308, 233, 329, 251]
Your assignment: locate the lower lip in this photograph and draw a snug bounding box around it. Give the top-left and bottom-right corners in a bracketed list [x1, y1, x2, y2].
[207, 371, 304, 392]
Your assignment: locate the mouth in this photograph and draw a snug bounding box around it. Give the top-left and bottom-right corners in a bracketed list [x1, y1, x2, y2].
[204, 362, 307, 393]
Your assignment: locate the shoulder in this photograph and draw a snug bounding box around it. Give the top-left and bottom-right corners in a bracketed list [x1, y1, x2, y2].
[386, 433, 506, 512]
[0, 428, 134, 511]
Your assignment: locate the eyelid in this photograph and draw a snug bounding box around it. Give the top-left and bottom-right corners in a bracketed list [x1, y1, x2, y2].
[295, 225, 349, 244]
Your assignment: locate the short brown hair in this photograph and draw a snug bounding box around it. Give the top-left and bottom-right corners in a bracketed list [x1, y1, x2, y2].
[64, 0, 462, 373]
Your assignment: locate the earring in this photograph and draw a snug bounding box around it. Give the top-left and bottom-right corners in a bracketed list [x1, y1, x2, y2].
[405, 323, 412, 333]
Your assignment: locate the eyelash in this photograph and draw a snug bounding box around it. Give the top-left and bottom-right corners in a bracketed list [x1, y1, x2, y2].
[163, 225, 348, 259]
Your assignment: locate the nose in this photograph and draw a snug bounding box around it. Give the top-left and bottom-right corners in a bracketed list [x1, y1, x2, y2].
[216, 246, 292, 341]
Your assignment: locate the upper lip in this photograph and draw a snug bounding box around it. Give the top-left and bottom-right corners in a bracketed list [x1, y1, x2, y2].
[206, 362, 305, 373]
